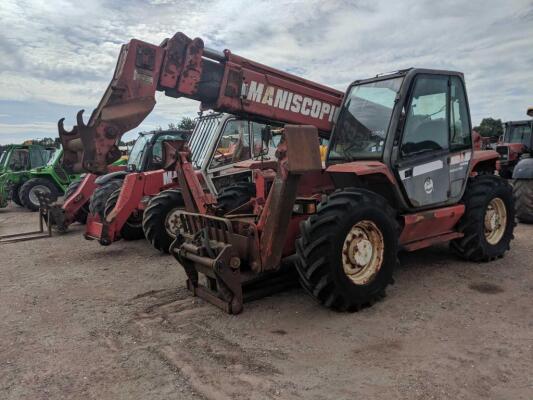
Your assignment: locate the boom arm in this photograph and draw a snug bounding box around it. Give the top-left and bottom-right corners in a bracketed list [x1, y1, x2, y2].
[59, 32, 343, 173]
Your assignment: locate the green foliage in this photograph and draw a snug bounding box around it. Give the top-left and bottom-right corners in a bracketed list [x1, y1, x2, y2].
[473, 118, 503, 138]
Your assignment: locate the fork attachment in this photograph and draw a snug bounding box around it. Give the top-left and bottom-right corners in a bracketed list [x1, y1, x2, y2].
[172, 212, 246, 314]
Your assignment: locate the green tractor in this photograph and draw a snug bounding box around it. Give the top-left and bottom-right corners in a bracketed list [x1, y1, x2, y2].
[16, 148, 81, 211]
[0, 144, 54, 208]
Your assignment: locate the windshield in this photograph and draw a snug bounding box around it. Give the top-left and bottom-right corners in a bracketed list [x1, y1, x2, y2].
[505, 124, 532, 145]
[0, 150, 7, 168]
[189, 114, 223, 168]
[329, 77, 403, 161]
[128, 133, 152, 171]
[46, 148, 61, 166]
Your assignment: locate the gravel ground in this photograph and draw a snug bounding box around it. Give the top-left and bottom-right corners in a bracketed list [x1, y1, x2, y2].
[0, 204, 532, 400]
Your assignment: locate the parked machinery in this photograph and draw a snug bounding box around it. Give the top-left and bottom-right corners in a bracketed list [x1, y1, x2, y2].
[0, 143, 53, 208]
[60, 32, 514, 314]
[496, 118, 533, 179]
[83, 128, 191, 245]
[142, 113, 281, 252]
[509, 107, 533, 223]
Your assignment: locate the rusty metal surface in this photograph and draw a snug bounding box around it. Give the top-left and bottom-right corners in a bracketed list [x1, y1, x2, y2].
[399, 204, 465, 249]
[326, 161, 396, 184]
[258, 126, 322, 271]
[67, 31, 342, 174]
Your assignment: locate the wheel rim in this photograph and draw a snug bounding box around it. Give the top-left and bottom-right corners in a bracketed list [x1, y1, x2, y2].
[29, 185, 51, 206]
[484, 197, 507, 245]
[165, 208, 182, 238]
[342, 220, 384, 285]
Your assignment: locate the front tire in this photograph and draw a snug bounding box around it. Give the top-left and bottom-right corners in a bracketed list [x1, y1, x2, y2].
[89, 179, 123, 219]
[216, 182, 256, 215]
[296, 188, 399, 311]
[451, 175, 515, 261]
[19, 178, 59, 211]
[143, 189, 185, 253]
[104, 188, 144, 241]
[513, 179, 533, 224]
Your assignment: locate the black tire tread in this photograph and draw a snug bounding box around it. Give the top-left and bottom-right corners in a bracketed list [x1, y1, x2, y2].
[64, 179, 89, 224]
[295, 188, 398, 312]
[451, 175, 515, 261]
[19, 177, 59, 211]
[216, 182, 256, 214]
[143, 189, 184, 253]
[513, 179, 533, 223]
[104, 188, 144, 241]
[89, 179, 123, 219]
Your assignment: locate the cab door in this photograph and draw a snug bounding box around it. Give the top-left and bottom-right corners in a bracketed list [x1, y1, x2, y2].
[397, 74, 451, 208]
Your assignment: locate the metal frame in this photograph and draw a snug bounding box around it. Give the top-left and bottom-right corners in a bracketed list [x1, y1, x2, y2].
[0, 208, 52, 244]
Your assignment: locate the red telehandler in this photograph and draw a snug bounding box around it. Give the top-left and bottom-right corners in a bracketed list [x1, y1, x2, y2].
[60, 31, 515, 314]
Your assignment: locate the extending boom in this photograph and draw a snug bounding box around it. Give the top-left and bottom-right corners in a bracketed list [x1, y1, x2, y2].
[59, 32, 343, 173]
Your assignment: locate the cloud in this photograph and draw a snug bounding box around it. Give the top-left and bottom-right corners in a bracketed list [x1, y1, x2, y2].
[0, 0, 532, 144]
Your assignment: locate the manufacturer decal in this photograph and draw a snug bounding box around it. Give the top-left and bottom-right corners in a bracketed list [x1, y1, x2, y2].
[241, 80, 337, 123]
[424, 177, 434, 194]
[162, 170, 178, 185]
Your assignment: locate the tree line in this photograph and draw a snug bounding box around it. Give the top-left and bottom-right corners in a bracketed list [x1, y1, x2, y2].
[0, 117, 197, 153]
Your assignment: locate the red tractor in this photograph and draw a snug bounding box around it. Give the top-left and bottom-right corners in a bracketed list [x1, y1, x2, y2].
[60, 32, 515, 314]
[84, 128, 191, 245]
[496, 118, 533, 179]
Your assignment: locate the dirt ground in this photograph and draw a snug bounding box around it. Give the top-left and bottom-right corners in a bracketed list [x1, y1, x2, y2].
[0, 204, 532, 400]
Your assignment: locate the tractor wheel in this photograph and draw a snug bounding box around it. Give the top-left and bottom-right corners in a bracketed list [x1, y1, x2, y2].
[11, 184, 23, 206]
[216, 182, 256, 214]
[295, 188, 399, 311]
[451, 175, 515, 261]
[64, 179, 89, 224]
[19, 178, 60, 211]
[89, 179, 123, 219]
[513, 179, 533, 224]
[143, 189, 185, 253]
[104, 188, 144, 241]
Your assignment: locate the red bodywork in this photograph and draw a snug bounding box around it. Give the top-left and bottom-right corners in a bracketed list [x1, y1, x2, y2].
[57, 32, 344, 175]
[85, 169, 180, 244]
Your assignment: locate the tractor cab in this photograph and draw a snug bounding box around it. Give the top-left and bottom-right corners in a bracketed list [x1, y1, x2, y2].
[496, 120, 533, 178]
[126, 129, 191, 173]
[0, 144, 51, 174]
[188, 113, 280, 194]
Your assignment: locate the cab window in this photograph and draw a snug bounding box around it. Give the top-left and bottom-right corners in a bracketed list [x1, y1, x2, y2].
[210, 120, 250, 168]
[401, 75, 449, 157]
[449, 76, 471, 151]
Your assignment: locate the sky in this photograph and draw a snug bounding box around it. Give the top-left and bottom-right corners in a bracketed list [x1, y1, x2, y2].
[0, 0, 532, 144]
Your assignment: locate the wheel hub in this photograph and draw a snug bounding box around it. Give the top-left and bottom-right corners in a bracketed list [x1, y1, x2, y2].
[342, 220, 384, 285]
[484, 197, 507, 245]
[165, 208, 182, 238]
[29, 185, 51, 206]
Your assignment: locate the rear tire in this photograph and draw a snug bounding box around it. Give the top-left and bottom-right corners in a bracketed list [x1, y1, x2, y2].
[19, 178, 59, 211]
[513, 179, 533, 224]
[216, 182, 256, 215]
[295, 188, 398, 311]
[104, 188, 144, 241]
[64, 179, 89, 224]
[451, 175, 515, 261]
[143, 189, 185, 253]
[89, 179, 123, 219]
